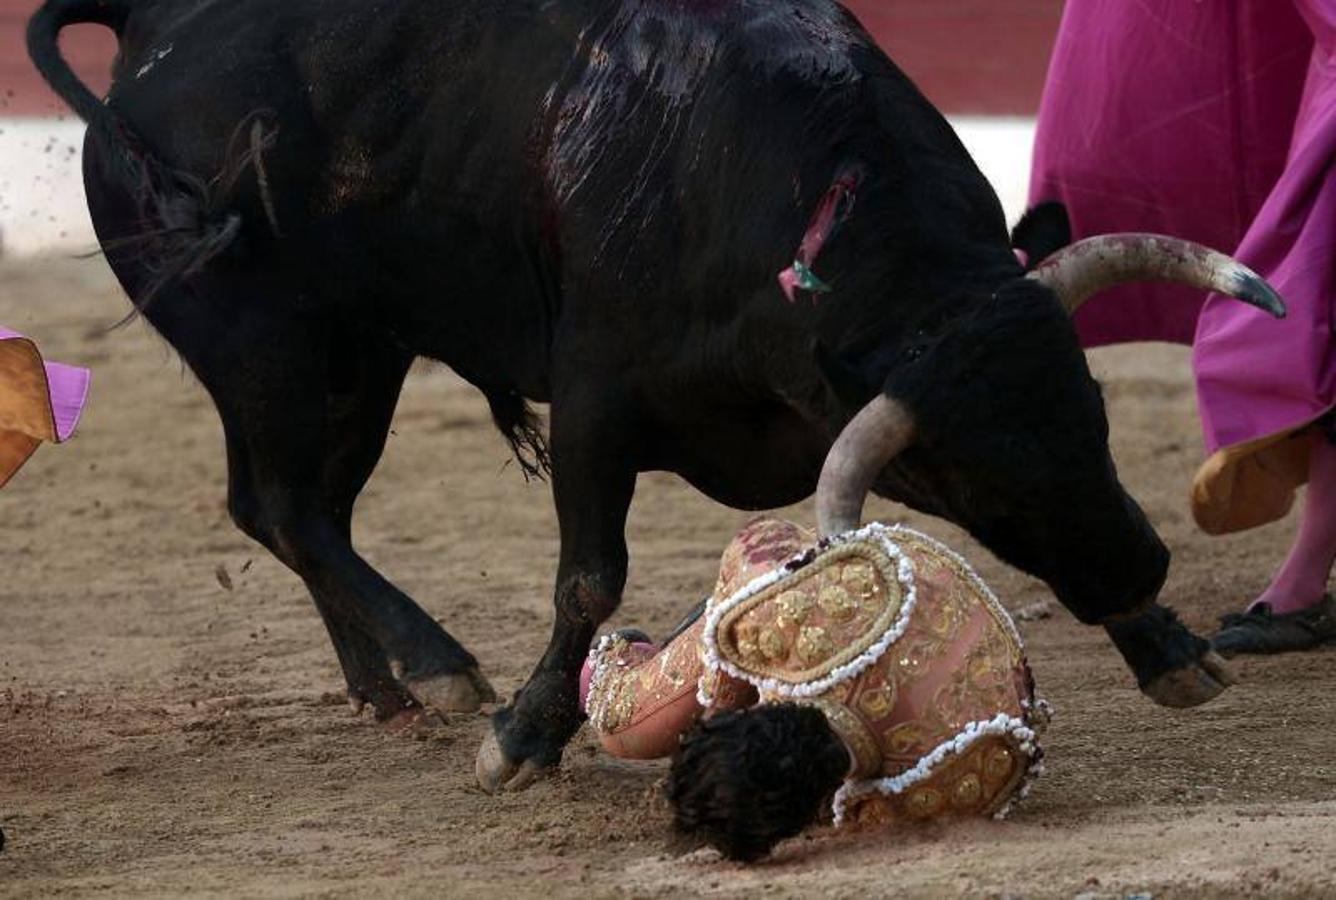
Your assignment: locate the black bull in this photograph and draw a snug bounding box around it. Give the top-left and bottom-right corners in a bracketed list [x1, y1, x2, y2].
[28, 0, 1278, 792]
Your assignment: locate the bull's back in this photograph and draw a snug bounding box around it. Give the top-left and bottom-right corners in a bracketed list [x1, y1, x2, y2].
[91, 0, 1001, 396]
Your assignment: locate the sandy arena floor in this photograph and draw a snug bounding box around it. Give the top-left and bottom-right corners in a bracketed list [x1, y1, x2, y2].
[1, 255, 1334, 898]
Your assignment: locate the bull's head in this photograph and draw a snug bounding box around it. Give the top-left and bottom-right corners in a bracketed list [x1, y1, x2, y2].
[818, 234, 1285, 705]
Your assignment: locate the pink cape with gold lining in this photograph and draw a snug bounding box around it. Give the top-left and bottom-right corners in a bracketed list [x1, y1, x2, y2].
[1030, 0, 1336, 533]
[0, 328, 90, 488]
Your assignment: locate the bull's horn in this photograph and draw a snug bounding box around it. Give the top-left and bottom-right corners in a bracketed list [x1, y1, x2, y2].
[816, 395, 916, 536]
[1027, 234, 1286, 319]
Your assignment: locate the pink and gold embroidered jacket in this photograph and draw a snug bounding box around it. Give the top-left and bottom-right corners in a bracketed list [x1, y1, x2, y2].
[583, 517, 1048, 825]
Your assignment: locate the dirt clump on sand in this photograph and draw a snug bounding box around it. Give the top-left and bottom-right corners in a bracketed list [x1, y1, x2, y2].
[2, 257, 1335, 897]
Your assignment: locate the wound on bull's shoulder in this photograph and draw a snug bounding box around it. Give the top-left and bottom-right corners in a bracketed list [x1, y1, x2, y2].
[778, 166, 864, 304]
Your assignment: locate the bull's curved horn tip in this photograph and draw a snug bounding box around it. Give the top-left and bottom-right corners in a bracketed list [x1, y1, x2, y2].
[1231, 270, 1287, 319]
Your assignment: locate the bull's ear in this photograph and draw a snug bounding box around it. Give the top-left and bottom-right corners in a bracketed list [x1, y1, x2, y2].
[1011, 201, 1071, 271]
[812, 339, 876, 407]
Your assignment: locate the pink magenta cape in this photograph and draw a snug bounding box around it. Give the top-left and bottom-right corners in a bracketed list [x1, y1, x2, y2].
[0, 328, 90, 488]
[1030, 0, 1336, 533]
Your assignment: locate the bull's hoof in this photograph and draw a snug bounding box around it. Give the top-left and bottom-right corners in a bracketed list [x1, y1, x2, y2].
[347, 681, 420, 721]
[475, 731, 547, 794]
[1140, 651, 1236, 708]
[405, 667, 497, 714]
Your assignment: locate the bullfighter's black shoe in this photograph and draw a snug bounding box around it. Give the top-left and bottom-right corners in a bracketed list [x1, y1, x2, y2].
[607, 628, 654, 647]
[1211, 595, 1336, 657]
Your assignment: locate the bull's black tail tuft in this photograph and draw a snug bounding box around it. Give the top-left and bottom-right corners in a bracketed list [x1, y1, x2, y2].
[486, 389, 551, 482]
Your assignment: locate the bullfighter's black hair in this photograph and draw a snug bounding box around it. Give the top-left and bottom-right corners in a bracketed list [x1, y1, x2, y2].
[1010, 201, 1071, 271]
[667, 703, 849, 862]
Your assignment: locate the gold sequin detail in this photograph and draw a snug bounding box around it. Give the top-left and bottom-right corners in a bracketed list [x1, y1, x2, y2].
[712, 541, 905, 684]
[891, 529, 1024, 668]
[796, 626, 834, 664]
[841, 563, 876, 597]
[758, 628, 787, 660]
[657, 653, 687, 688]
[851, 798, 895, 827]
[734, 621, 762, 661]
[857, 684, 895, 719]
[817, 584, 859, 622]
[985, 745, 1015, 783]
[906, 787, 942, 819]
[952, 774, 983, 808]
[968, 651, 998, 686]
[885, 721, 933, 756]
[774, 590, 814, 627]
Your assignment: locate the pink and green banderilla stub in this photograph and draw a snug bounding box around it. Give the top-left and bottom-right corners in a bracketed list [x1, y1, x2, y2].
[777, 168, 862, 304]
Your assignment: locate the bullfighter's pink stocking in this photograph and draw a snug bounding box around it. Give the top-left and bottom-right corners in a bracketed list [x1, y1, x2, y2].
[1251, 436, 1336, 614]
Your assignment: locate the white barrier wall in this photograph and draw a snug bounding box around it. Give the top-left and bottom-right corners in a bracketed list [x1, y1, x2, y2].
[0, 118, 89, 256]
[0, 117, 1036, 258]
[952, 117, 1036, 235]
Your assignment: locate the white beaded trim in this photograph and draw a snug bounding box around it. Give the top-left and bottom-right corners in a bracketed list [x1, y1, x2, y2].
[584, 632, 628, 732]
[990, 697, 1053, 820]
[831, 712, 1039, 825]
[697, 522, 918, 703]
[694, 672, 716, 708]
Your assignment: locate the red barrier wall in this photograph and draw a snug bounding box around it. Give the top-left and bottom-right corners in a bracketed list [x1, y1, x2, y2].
[1, 1, 113, 116]
[843, 0, 1061, 115]
[0, 0, 1060, 117]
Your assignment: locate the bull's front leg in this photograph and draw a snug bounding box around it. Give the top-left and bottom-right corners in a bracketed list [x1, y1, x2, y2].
[1104, 605, 1237, 708]
[476, 386, 638, 793]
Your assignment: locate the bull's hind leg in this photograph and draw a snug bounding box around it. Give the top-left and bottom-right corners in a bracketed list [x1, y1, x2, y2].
[222, 330, 446, 719]
[197, 325, 411, 716]
[206, 308, 496, 718]
[81, 131, 492, 718]
[115, 279, 491, 721]
[309, 338, 419, 717]
[312, 333, 501, 716]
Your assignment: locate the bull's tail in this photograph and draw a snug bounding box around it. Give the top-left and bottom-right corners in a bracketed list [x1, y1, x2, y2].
[27, 0, 253, 311]
[27, 0, 135, 134]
